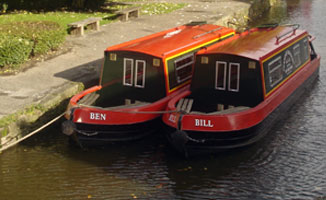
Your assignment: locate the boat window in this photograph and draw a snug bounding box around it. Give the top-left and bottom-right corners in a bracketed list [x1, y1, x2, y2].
[175, 53, 194, 83]
[293, 43, 301, 67]
[215, 61, 227, 90]
[302, 38, 310, 61]
[228, 63, 240, 92]
[123, 58, 133, 86]
[268, 56, 283, 87]
[135, 60, 146, 88]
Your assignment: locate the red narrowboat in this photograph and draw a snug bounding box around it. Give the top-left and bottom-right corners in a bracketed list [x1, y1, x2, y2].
[162, 24, 320, 156]
[62, 23, 235, 145]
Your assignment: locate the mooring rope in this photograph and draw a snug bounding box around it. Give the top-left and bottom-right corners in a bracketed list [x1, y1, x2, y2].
[0, 112, 65, 152]
[106, 110, 178, 114]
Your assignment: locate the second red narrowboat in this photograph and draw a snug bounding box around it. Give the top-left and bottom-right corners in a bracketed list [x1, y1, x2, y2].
[62, 23, 235, 146]
[162, 24, 320, 156]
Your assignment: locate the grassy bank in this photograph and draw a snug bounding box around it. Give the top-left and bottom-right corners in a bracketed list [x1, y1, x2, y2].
[0, 2, 186, 26]
[0, 1, 186, 74]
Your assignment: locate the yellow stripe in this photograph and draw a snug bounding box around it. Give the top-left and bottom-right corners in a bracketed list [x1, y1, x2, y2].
[262, 34, 309, 97]
[165, 32, 235, 93]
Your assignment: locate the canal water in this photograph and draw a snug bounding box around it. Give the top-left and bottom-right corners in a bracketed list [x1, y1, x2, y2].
[1, 0, 326, 199]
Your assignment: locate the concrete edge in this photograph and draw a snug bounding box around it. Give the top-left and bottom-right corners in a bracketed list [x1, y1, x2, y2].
[0, 81, 84, 151]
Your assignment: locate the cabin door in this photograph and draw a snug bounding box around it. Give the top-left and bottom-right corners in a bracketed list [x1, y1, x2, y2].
[122, 58, 146, 88]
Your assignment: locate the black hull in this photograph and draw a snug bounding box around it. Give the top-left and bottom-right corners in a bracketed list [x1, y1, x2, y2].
[64, 118, 161, 147]
[166, 67, 320, 157]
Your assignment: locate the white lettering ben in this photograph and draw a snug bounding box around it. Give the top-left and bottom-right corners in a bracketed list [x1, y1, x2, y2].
[90, 112, 106, 120]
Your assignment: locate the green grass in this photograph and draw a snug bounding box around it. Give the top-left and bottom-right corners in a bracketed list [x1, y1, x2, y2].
[139, 3, 186, 15]
[0, 1, 186, 72]
[0, 2, 186, 27]
[0, 11, 115, 27]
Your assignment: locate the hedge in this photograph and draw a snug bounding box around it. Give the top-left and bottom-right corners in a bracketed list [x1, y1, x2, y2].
[0, 21, 66, 68]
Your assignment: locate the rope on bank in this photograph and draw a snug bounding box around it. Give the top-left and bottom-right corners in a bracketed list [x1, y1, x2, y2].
[0, 112, 65, 153]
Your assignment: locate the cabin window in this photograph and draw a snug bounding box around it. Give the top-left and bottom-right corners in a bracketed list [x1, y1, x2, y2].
[228, 63, 240, 92]
[175, 54, 194, 83]
[135, 60, 146, 88]
[302, 38, 310, 61]
[268, 56, 283, 87]
[293, 44, 301, 67]
[123, 58, 133, 86]
[215, 61, 227, 90]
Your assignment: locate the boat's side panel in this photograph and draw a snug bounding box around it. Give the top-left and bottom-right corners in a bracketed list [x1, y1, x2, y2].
[262, 34, 310, 97]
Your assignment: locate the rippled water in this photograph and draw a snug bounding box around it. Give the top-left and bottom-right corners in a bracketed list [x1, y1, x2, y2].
[1, 0, 326, 199]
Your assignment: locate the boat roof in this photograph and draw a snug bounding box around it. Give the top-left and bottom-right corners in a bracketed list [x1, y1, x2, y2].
[197, 26, 308, 61]
[105, 24, 235, 59]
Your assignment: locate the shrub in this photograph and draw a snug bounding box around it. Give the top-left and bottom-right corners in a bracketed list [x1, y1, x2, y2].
[0, 34, 33, 68]
[0, 21, 66, 69]
[0, 21, 66, 56]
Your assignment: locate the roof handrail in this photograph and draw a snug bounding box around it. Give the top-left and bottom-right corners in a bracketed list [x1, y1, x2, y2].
[185, 21, 207, 26]
[275, 24, 300, 44]
[256, 23, 279, 28]
[193, 27, 223, 39]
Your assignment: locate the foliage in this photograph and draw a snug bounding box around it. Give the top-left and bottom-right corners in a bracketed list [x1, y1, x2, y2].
[0, 33, 33, 68]
[1, 3, 8, 13]
[0, 1, 186, 70]
[0, 11, 112, 27]
[0, 21, 66, 68]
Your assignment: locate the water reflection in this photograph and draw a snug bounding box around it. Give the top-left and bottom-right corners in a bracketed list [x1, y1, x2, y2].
[1, 0, 326, 199]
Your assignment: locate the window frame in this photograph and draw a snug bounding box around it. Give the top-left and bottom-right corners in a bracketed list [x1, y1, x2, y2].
[268, 56, 283, 87]
[215, 61, 227, 90]
[174, 53, 194, 83]
[134, 60, 146, 88]
[302, 38, 310, 61]
[123, 58, 134, 86]
[293, 43, 301, 68]
[228, 62, 240, 92]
